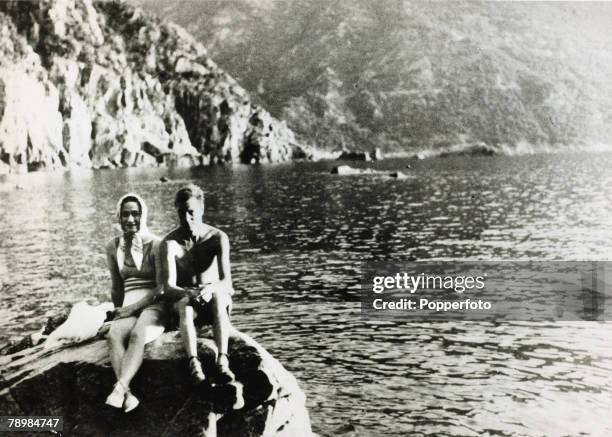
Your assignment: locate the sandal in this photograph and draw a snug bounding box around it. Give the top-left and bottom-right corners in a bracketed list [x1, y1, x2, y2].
[105, 381, 127, 409]
[216, 352, 235, 384]
[189, 356, 206, 383]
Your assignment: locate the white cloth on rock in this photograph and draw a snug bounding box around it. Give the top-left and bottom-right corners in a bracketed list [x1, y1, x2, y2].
[45, 301, 114, 348]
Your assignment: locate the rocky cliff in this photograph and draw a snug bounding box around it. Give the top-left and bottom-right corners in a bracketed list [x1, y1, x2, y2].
[0, 328, 313, 436]
[134, 0, 612, 155]
[0, 0, 308, 174]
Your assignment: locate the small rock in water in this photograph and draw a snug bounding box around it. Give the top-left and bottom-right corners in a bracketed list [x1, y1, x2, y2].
[331, 165, 359, 175]
[389, 171, 409, 179]
[332, 165, 409, 179]
[160, 176, 169, 182]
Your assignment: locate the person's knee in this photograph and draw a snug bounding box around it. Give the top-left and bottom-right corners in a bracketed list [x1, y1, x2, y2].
[212, 291, 231, 310]
[174, 296, 190, 310]
[108, 324, 125, 346]
[174, 297, 190, 315]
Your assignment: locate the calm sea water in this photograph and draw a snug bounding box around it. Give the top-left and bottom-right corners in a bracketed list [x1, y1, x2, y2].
[1, 153, 612, 436]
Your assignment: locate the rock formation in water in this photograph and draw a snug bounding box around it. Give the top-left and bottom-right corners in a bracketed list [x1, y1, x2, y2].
[336, 148, 383, 161]
[0, 328, 313, 436]
[134, 0, 612, 155]
[331, 165, 409, 179]
[0, 0, 310, 174]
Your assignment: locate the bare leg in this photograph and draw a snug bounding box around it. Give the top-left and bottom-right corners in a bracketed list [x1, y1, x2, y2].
[118, 309, 164, 388]
[107, 317, 138, 380]
[106, 316, 137, 408]
[174, 296, 199, 358]
[174, 297, 206, 382]
[211, 292, 235, 383]
[211, 292, 232, 356]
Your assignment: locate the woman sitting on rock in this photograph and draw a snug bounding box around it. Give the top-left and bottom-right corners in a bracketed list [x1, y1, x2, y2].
[104, 193, 166, 412]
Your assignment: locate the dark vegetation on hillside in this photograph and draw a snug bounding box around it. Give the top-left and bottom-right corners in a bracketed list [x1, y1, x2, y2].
[135, 0, 612, 153]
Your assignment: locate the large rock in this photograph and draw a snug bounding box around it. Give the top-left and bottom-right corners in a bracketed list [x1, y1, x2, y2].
[0, 328, 313, 437]
[0, 0, 312, 173]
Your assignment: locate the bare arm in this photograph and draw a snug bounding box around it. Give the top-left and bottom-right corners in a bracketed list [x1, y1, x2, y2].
[154, 239, 165, 297]
[106, 240, 124, 308]
[160, 240, 193, 301]
[214, 232, 234, 295]
[199, 232, 234, 298]
[115, 294, 157, 319]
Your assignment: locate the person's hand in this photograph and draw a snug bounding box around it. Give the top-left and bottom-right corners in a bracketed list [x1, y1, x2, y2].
[197, 284, 214, 303]
[105, 310, 116, 322]
[185, 284, 214, 303]
[114, 307, 132, 319]
[184, 287, 201, 300]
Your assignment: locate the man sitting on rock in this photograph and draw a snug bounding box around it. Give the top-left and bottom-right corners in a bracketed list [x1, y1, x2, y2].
[159, 184, 235, 384]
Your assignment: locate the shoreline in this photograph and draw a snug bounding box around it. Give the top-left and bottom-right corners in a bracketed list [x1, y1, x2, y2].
[2, 144, 612, 181]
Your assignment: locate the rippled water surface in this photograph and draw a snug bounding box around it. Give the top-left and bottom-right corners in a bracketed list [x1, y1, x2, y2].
[1, 153, 612, 436]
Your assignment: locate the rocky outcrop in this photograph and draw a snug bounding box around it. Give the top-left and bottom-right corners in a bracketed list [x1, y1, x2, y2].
[336, 148, 383, 161]
[0, 0, 310, 173]
[0, 328, 312, 436]
[438, 143, 497, 158]
[0, 312, 69, 356]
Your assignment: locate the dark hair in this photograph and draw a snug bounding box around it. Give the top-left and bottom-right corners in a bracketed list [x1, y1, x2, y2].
[121, 196, 142, 213]
[175, 184, 205, 207]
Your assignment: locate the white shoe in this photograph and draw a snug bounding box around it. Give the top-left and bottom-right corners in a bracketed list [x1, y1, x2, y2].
[123, 390, 140, 413]
[105, 382, 126, 409]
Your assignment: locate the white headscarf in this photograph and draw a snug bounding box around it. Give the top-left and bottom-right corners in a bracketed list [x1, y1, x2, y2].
[114, 193, 155, 271]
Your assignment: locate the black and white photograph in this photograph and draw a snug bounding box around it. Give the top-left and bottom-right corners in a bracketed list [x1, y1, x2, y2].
[1, 0, 611, 436]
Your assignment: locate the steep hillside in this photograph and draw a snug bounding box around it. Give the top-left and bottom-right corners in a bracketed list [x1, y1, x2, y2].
[134, 0, 612, 154]
[0, 0, 307, 173]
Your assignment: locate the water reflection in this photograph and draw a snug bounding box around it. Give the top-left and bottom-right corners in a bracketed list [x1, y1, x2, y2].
[1, 153, 612, 436]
